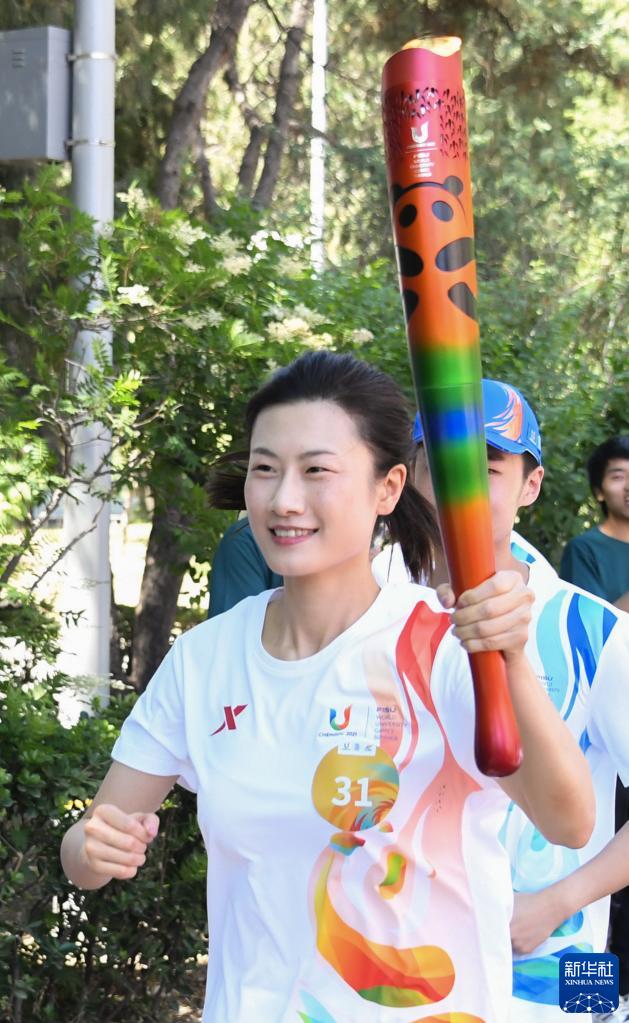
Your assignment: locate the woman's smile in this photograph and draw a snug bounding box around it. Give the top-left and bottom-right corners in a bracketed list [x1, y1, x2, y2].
[270, 525, 319, 545]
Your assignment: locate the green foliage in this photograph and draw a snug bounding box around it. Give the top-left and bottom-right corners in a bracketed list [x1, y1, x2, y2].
[2, 0, 626, 568]
[0, 6, 626, 1015]
[0, 678, 206, 1023]
[0, 588, 60, 684]
[1, 159, 626, 584]
[0, 176, 411, 585]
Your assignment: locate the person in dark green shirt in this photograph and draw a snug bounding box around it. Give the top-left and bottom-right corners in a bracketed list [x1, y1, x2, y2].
[560, 435, 629, 609]
[560, 434, 629, 1008]
[208, 518, 282, 618]
[560, 527, 629, 607]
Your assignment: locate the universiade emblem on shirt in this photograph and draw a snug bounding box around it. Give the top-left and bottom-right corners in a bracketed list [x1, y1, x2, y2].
[559, 952, 618, 1014]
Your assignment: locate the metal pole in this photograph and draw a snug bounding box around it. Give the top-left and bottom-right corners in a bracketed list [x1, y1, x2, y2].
[310, 0, 326, 271]
[57, 0, 115, 723]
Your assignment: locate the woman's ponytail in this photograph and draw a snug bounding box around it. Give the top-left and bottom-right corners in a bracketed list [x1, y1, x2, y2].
[384, 479, 440, 583]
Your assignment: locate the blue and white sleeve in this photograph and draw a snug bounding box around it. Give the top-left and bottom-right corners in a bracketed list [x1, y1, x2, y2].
[587, 613, 629, 786]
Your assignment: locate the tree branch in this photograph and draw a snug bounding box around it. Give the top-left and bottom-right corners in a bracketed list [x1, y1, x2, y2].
[223, 62, 266, 197]
[252, 0, 311, 210]
[27, 502, 105, 594]
[238, 125, 265, 196]
[193, 126, 221, 220]
[155, 0, 253, 210]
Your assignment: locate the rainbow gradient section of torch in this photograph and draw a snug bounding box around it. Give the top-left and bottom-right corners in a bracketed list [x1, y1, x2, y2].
[382, 37, 522, 776]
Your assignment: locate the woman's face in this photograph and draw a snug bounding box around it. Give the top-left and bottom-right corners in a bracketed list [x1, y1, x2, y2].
[245, 399, 405, 579]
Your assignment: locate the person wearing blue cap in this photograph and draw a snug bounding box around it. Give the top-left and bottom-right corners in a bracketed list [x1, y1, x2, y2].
[372, 378, 545, 590]
[372, 379, 629, 1023]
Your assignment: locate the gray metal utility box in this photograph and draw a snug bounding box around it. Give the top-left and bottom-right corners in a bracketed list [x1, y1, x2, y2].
[0, 26, 71, 161]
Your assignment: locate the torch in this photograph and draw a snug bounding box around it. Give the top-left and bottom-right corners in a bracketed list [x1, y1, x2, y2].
[381, 37, 522, 776]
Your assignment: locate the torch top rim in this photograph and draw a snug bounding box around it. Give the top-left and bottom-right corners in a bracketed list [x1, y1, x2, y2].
[401, 36, 462, 56]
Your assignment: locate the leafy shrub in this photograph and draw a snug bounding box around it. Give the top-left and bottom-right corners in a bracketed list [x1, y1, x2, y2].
[0, 677, 207, 1023]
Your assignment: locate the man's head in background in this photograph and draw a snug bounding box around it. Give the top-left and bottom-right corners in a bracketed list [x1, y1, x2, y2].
[587, 435, 629, 527]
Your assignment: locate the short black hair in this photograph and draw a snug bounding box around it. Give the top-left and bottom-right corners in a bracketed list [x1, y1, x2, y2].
[478, 445, 541, 480]
[521, 451, 540, 479]
[587, 436, 629, 517]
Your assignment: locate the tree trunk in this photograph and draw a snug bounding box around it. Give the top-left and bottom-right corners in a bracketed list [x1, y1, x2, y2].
[135, 1, 253, 678]
[309, 0, 327, 270]
[252, 0, 311, 210]
[238, 125, 264, 196]
[133, 0, 310, 685]
[129, 501, 190, 692]
[194, 126, 221, 219]
[155, 0, 253, 209]
[109, 581, 126, 683]
[223, 63, 264, 197]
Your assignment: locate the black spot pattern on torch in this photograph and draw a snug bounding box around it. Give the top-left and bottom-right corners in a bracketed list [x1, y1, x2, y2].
[391, 183, 405, 206]
[432, 200, 453, 221]
[399, 204, 417, 227]
[435, 237, 474, 272]
[402, 289, 419, 322]
[447, 282, 477, 319]
[397, 247, 424, 276]
[443, 175, 464, 196]
[389, 176, 477, 324]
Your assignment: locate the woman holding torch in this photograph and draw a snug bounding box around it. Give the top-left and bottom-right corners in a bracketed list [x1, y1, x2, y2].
[61, 350, 593, 1022]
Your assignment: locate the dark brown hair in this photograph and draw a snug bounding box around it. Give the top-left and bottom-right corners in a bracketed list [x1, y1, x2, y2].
[209, 350, 439, 582]
[486, 446, 540, 480]
[587, 435, 629, 517]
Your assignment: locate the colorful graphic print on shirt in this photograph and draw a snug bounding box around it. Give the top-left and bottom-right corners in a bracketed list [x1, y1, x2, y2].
[302, 600, 490, 1021]
[503, 585, 619, 1005]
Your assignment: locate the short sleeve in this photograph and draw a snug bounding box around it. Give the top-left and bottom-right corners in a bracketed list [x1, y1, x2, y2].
[587, 613, 629, 785]
[560, 537, 606, 599]
[209, 520, 280, 618]
[111, 640, 198, 792]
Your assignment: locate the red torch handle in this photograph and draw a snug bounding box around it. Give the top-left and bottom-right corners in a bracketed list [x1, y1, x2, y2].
[469, 651, 523, 776]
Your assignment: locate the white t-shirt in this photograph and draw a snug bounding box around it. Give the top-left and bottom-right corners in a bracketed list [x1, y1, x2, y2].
[500, 539, 629, 1021]
[112, 583, 513, 1023]
[371, 531, 539, 588]
[372, 542, 415, 586]
[372, 535, 629, 1018]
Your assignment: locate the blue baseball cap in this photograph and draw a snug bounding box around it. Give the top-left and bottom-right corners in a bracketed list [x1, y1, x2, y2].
[412, 379, 542, 465]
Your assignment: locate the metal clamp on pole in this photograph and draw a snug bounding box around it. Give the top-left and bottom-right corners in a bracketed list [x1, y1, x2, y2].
[66, 137, 115, 148]
[67, 50, 117, 62]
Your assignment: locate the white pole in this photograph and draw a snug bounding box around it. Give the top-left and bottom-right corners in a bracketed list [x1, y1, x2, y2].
[57, 0, 115, 723]
[310, 0, 327, 271]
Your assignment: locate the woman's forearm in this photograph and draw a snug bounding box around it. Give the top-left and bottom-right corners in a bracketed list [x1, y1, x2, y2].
[60, 819, 113, 890]
[552, 822, 629, 916]
[60, 765, 173, 889]
[501, 651, 595, 848]
[512, 822, 629, 954]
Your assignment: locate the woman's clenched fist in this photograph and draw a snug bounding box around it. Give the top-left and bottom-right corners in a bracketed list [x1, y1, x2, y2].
[82, 804, 160, 881]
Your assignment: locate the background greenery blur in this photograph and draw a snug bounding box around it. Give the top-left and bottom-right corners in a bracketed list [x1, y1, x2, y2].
[0, 0, 626, 1018]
